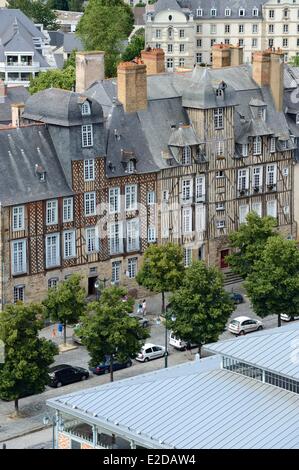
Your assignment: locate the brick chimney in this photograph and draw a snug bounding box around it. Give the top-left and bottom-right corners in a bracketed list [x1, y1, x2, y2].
[141, 47, 165, 75]
[252, 49, 284, 112]
[230, 45, 243, 67]
[117, 62, 147, 113]
[75, 51, 105, 93]
[11, 103, 25, 127]
[212, 43, 231, 68]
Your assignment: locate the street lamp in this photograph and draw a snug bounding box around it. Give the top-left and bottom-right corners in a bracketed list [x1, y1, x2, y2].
[156, 312, 176, 368]
[43, 413, 64, 449]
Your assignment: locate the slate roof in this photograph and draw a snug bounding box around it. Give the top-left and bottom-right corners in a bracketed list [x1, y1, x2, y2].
[152, 0, 266, 19]
[47, 350, 299, 449]
[23, 88, 104, 127]
[0, 124, 71, 206]
[0, 85, 29, 124]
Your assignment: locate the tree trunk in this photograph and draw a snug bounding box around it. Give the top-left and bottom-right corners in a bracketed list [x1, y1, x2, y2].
[63, 321, 67, 345]
[278, 314, 281, 328]
[198, 343, 202, 358]
[110, 356, 114, 382]
[14, 398, 19, 415]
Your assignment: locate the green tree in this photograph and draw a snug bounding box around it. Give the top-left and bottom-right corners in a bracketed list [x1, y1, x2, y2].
[136, 243, 185, 317]
[8, 0, 58, 29]
[47, 0, 69, 11]
[168, 261, 234, 356]
[68, 0, 84, 11]
[227, 212, 278, 279]
[289, 56, 299, 67]
[121, 28, 145, 62]
[245, 236, 299, 327]
[78, 286, 149, 382]
[43, 274, 86, 345]
[0, 303, 58, 414]
[29, 66, 75, 94]
[76, 0, 134, 77]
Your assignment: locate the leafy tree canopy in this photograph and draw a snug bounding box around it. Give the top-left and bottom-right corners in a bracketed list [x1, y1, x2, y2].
[78, 286, 149, 380]
[245, 236, 299, 326]
[29, 64, 75, 94]
[76, 0, 134, 77]
[227, 212, 279, 278]
[43, 274, 86, 344]
[8, 0, 59, 29]
[121, 28, 145, 62]
[0, 303, 58, 412]
[168, 261, 234, 355]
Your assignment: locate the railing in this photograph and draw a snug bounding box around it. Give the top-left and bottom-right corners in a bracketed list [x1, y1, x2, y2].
[1, 61, 39, 68]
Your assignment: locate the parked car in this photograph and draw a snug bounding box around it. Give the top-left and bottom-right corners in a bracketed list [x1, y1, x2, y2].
[229, 292, 244, 304]
[48, 364, 89, 388]
[169, 332, 198, 351]
[136, 343, 166, 362]
[228, 316, 263, 336]
[90, 357, 133, 375]
[281, 313, 299, 322]
[128, 314, 149, 328]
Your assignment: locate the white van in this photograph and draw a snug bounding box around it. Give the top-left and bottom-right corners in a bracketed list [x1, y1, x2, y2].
[169, 332, 197, 351]
[281, 313, 299, 322]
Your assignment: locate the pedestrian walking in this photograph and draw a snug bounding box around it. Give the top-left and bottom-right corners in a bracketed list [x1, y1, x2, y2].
[142, 299, 147, 317]
[137, 302, 143, 315]
[58, 322, 63, 337]
[186, 340, 192, 358]
[51, 324, 57, 338]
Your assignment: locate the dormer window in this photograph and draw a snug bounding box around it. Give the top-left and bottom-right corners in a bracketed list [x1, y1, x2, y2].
[197, 8, 203, 16]
[225, 8, 231, 16]
[81, 101, 91, 116]
[252, 7, 259, 16]
[258, 107, 266, 121]
[39, 172, 46, 182]
[239, 8, 245, 16]
[182, 146, 191, 165]
[211, 8, 217, 16]
[127, 160, 135, 173]
[216, 88, 223, 97]
[168, 27, 173, 39]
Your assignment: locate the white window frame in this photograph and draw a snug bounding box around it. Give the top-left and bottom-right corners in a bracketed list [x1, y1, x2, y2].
[81, 101, 91, 116]
[252, 201, 262, 217]
[266, 164, 277, 186]
[81, 124, 93, 148]
[109, 222, 123, 255]
[211, 8, 217, 16]
[85, 227, 99, 254]
[14, 285, 25, 303]
[45, 233, 60, 268]
[182, 207, 192, 234]
[225, 8, 231, 16]
[239, 8, 245, 16]
[148, 226, 156, 243]
[196, 8, 203, 17]
[270, 137, 276, 153]
[63, 197, 73, 223]
[238, 169, 249, 191]
[253, 136, 262, 155]
[127, 160, 135, 173]
[112, 261, 121, 284]
[252, 166, 263, 190]
[267, 199, 277, 218]
[48, 278, 58, 289]
[127, 258, 137, 279]
[183, 247, 192, 267]
[63, 230, 76, 259]
[241, 144, 248, 157]
[182, 179, 193, 202]
[239, 204, 249, 224]
[195, 175, 205, 202]
[252, 8, 259, 16]
[12, 206, 25, 231]
[216, 202, 225, 211]
[109, 187, 120, 214]
[216, 220, 225, 229]
[125, 185, 137, 211]
[84, 192, 96, 216]
[214, 108, 224, 129]
[147, 191, 155, 205]
[84, 159, 95, 181]
[216, 140, 224, 156]
[46, 199, 58, 226]
[182, 146, 192, 165]
[126, 218, 139, 252]
[11, 239, 27, 275]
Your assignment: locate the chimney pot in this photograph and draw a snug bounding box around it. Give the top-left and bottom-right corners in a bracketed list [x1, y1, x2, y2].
[141, 48, 165, 75]
[11, 103, 24, 127]
[117, 61, 147, 113]
[75, 51, 105, 93]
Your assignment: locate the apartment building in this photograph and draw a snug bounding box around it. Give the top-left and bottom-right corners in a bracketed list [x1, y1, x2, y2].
[145, 0, 299, 68]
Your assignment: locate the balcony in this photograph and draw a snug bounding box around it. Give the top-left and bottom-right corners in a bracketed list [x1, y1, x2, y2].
[63, 420, 132, 449]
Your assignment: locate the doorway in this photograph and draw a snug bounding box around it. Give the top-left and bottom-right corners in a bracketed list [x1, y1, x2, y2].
[220, 249, 229, 269]
[88, 276, 97, 296]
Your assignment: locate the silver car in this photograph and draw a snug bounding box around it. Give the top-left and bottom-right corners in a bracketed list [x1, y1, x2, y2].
[136, 343, 166, 362]
[228, 316, 263, 336]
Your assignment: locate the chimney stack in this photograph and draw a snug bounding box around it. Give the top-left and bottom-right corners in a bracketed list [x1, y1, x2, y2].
[117, 61, 147, 113]
[75, 51, 105, 93]
[212, 43, 231, 68]
[252, 49, 284, 112]
[212, 43, 243, 68]
[141, 47, 165, 75]
[11, 103, 24, 127]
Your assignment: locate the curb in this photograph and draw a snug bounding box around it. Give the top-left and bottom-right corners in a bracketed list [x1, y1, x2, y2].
[0, 424, 50, 444]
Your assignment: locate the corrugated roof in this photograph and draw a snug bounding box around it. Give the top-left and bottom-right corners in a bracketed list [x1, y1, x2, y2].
[47, 358, 299, 449]
[204, 323, 299, 381]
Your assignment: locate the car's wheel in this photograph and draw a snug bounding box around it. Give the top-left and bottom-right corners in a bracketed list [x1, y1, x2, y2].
[126, 361, 132, 368]
[144, 357, 149, 362]
[239, 330, 245, 336]
[104, 369, 109, 374]
[257, 326, 263, 331]
[56, 382, 62, 388]
[81, 375, 87, 381]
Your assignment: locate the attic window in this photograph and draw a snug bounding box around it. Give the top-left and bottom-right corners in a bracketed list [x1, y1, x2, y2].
[35, 164, 46, 182]
[258, 107, 266, 121]
[182, 146, 191, 165]
[216, 88, 223, 97]
[211, 8, 217, 16]
[127, 160, 135, 173]
[81, 101, 91, 116]
[39, 172, 46, 182]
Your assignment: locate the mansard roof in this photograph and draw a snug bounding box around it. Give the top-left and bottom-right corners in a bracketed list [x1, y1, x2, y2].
[0, 124, 71, 206]
[168, 124, 200, 147]
[23, 88, 104, 127]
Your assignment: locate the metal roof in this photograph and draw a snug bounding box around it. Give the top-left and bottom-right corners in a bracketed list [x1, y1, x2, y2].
[47, 354, 299, 449]
[204, 323, 299, 381]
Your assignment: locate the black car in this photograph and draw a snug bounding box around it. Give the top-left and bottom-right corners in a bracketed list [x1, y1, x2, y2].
[90, 357, 133, 375]
[229, 292, 244, 304]
[49, 364, 89, 388]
